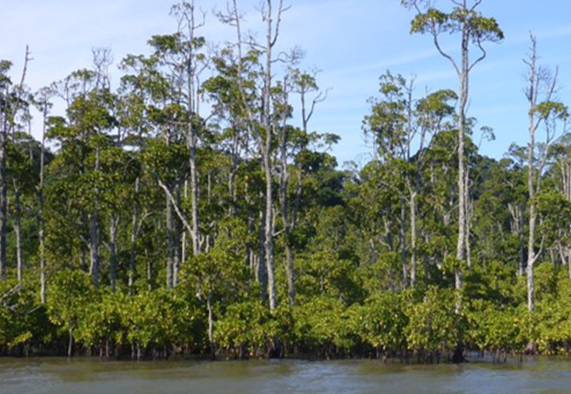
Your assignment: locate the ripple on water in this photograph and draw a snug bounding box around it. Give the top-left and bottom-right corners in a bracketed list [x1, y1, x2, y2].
[2, 358, 571, 394]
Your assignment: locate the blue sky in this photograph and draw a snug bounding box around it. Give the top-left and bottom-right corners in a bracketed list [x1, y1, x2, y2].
[3, 0, 571, 166]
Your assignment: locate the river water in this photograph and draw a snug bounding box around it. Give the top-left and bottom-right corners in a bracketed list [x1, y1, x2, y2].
[1, 357, 571, 394]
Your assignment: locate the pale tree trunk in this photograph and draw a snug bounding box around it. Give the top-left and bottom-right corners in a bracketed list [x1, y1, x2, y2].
[519, 203, 526, 277]
[509, 202, 527, 277]
[465, 170, 473, 269]
[455, 22, 469, 300]
[207, 292, 215, 360]
[173, 184, 181, 286]
[0, 48, 29, 281]
[400, 196, 408, 288]
[524, 35, 558, 312]
[559, 154, 571, 278]
[39, 103, 47, 303]
[166, 192, 174, 289]
[181, 180, 188, 263]
[278, 78, 295, 306]
[14, 185, 23, 283]
[527, 105, 538, 312]
[526, 36, 540, 313]
[188, 133, 200, 256]
[261, 0, 286, 312]
[89, 211, 100, 287]
[178, 2, 201, 257]
[229, 0, 286, 312]
[258, 206, 268, 300]
[409, 187, 418, 287]
[0, 94, 7, 281]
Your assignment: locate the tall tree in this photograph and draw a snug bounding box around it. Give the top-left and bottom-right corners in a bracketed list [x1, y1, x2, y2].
[402, 0, 503, 297]
[0, 49, 31, 281]
[524, 35, 568, 313]
[225, 0, 290, 312]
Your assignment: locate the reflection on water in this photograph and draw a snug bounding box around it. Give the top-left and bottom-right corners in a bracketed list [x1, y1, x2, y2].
[1, 357, 571, 394]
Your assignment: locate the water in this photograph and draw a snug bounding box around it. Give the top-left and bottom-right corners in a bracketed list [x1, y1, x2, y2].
[1, 358, 571, 394]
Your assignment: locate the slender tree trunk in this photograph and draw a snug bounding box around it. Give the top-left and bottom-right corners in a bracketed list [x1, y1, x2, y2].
[279, 85, 295, 306]
[173, 184, 181, 286]
[181, 180, 188, 263]
[146, 250, 152, 291]
[68, 328, 74, 358]
[207, 292, 215, 360]
[14, 186, 23, 283]
[455, 24, 469, 300]
[183, 6, 201, 257]
[0, 100, 7, 281]
[400, 195, 407, 288]
[519, 203, 526, 277]
[89, 212, 100, 287]
[410, 188, 417, 287]
[465, 169, 472, 269]
[262, 0, 277, 312]
[263, 155, 276, 311]
[166, 192, 174, 289]
[526, 37, 538, 313]
[189, 140, 200, 256]
[258, 207, 268, 300]
[39, 106, 47, 303]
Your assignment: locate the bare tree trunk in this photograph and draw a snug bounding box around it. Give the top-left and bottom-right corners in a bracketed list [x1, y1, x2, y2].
[228, 0, 286, 312]
[526, 36, 539, 313]
[400, 196, 407, 288]
[189, 139, 200, 256]
[278, 79, 295, 306]
[455, 22, 469, 302]
[410, 188, 418, 287]
[180, 3, 201, 257]
[261, 0, 279, 312]
[181, 180, 188, 263]
[39, 104, 47, 303]
[258, 207, 268, 300]
[465, 170, 473, 269]
[166, 192, 174, 289]
[519, 203, 526, 277]
[207, 292, 215, 360]
[173, 184, 181, 286]
[14, 186, 23, 283]
[0, 97, 7, 281]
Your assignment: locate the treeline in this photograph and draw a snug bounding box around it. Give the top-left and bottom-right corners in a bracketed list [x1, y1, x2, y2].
[1, 0, 571, 362]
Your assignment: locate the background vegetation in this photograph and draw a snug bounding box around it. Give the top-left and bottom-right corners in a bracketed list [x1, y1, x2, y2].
[1, 0, 571, 362]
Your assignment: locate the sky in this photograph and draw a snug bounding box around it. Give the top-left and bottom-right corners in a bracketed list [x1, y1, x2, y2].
[3, 0, 571, 167]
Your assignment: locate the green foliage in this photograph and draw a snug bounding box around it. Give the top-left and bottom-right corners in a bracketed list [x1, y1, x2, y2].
[405, 287, 460, 354]
[358, 292, 409, 353]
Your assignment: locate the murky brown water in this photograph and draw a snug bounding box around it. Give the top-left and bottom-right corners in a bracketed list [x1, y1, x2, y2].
[1, 357, 571, 394]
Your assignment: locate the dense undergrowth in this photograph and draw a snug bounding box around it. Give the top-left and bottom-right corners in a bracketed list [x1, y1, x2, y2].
[2, 262, 571, 361]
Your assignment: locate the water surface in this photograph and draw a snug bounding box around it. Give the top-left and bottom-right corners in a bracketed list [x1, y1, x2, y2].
[1, 357, 571, 394]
